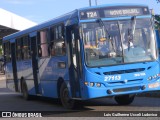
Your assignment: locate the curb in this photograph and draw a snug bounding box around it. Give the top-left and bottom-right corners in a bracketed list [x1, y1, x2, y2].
[137, 91, 160, 98]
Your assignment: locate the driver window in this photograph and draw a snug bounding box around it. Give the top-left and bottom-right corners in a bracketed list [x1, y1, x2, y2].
[50, 24, 65, 56]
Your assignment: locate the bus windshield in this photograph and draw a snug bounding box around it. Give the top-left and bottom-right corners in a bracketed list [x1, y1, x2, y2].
[81, 18, 157, 67]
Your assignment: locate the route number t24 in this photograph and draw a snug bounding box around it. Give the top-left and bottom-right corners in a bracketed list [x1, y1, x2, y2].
[87, 11, 98, 18]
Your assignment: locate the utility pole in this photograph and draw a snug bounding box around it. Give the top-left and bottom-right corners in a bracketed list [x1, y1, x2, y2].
[95, 0, 97, 6]
[89, 0, 98, 6]
[89, 0, 91, 6]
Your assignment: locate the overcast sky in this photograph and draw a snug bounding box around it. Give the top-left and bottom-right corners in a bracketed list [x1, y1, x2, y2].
[1, 0, 160, 23]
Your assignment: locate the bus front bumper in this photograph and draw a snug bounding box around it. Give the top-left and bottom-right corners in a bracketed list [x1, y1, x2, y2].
[82, 80, 160, 100]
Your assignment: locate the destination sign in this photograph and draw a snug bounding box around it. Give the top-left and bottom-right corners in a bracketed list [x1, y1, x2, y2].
[80, 6, 150, 20]
[104, 8, 143, 17]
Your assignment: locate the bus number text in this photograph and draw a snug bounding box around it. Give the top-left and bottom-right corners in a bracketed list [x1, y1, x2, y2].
[104, 75, 121, 81]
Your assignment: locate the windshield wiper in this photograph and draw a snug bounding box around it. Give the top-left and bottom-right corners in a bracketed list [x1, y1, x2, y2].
[127, 16, 136, 51]
[96, 18, 115, 52]
[96, 18, 110, 38]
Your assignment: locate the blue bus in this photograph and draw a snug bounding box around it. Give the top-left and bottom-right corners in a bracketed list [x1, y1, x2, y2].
[3, 4, 160, 109]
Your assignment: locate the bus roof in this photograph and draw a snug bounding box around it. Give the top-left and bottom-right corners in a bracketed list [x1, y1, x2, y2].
[3, 3, 149, 41]
[79, 3, 148, 11]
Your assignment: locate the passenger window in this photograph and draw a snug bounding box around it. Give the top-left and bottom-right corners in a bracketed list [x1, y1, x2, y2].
[4, 42, 11, 62]
[16, 38, 22, 61]
[50, 24, 66, 56]
[38, 29, 49, 58]
[50, 27, 55, 56]
[55, 41, 66, 55]
[22, 36, 30, 60]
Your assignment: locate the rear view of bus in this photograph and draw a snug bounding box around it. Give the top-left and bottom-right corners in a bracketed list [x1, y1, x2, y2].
[79, 4, 160, 104]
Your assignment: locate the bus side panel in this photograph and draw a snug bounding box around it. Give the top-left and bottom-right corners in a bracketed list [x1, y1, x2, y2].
[5, 62, 15, 91]
[16, 60, 36, 95]
[39, 56, 69, 98]
[21, 59, 36, 95]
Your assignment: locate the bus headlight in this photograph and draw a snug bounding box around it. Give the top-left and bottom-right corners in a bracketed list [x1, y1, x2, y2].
[85, 82, 89, 86]
[153, 75, 157, 79]
[147, 74, 160, 81]
[96, 83, 101, 87]
[90, 82, 94, 87]
[147, 77, 152, 81]
[85, 82, 101, 87]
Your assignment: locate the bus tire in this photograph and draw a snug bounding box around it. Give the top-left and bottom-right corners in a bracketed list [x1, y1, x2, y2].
[60, 82, 75, 109]
[114, 94, 135, 105]
[22, 81, 30, 100]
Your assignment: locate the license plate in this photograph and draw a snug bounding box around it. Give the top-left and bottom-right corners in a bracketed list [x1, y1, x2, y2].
[148, 82, 160, 88]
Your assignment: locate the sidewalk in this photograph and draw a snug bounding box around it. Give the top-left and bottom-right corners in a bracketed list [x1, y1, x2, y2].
[0, 74, 6, 81]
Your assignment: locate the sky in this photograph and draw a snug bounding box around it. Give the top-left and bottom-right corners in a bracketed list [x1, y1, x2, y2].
[1, 0, 160, 24]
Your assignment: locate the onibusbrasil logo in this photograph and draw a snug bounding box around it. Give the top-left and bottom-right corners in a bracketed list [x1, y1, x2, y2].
[1, 112, 42, 118]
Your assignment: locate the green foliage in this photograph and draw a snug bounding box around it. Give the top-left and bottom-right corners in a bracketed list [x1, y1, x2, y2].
[0, 39, 2, 45]
[0, 47, 2, 55]
[155, 15, 160, 30]
[154, 0, 160, 29]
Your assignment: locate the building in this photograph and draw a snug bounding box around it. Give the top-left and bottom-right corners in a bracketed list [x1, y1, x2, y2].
[0, 8, 37, 55]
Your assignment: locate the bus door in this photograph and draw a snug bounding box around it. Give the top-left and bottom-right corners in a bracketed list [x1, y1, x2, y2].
[11, 42, 18, 92]
[156, 30, 160, 55]
[66, 25, 82, 98]
[30, 35, 41, 95]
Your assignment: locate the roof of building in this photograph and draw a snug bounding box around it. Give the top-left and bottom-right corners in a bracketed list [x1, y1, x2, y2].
[0, 8, 37, 39]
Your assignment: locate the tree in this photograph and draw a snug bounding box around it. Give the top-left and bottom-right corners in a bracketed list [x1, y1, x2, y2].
[155, 15, 160, 30]
[155, 0, 160, 29]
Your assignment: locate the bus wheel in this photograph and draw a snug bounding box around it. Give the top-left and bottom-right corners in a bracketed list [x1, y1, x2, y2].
[114, 94, 135, 105]
[22, 81, 30, 100]
[60, 82, 75, 109]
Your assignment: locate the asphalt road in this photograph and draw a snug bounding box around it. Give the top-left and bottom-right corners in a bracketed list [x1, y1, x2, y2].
[0, 74, 160, 120]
